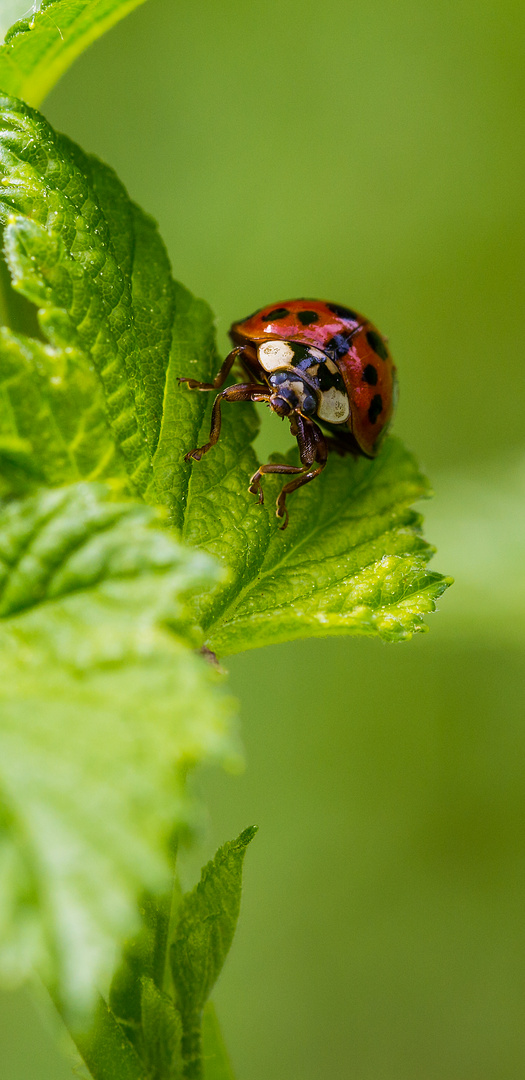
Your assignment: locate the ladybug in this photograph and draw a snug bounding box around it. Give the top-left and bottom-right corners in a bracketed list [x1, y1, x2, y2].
[180, 299, 397, 528]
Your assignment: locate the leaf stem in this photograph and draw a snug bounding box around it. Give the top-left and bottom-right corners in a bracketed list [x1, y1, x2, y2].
[182, 1015, 203, 1080]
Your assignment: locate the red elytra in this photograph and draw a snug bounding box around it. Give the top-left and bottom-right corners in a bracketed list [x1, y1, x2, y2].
[180, 299, 397, 528]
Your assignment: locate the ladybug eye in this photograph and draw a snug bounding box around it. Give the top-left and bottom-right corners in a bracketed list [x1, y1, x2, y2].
[301, 392, 317, 414]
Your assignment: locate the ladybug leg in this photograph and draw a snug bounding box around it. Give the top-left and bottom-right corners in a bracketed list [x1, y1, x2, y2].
[275, 416, 328, 529]
[239, 363, 262, 384]
[237, 346, 262, 381]
[184, 383, 270, 462]
[249, 415, 328, 528]
[248, 462, 304, 505]
[179, 346, 251, 391]
[275, 462, 327, 529]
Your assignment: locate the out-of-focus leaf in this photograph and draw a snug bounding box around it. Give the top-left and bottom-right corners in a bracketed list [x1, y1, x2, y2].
[74, 998, 145, 1080]
[0, 482, 237, 1018]
[0, 0, 149, 107]
[141, 976, 183, 1080]
[201, 1002, 236, 1080]
[171, 827, 257, 1019]
[81, 833, 249, 1080]
[0, 432, 43, 496]
[170, 828, 256, 1075]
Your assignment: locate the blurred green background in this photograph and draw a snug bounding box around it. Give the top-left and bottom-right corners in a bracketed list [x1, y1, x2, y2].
[1, 0, 524, 1077]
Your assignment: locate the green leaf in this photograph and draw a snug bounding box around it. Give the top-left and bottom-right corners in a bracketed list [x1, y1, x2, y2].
[170, 828, 257, 1065]
[150, 304, 450, 651]
[201, 1003, 236, 1080]
[0, 325, 129, 486]
[169, 829, 256, 1079]
[141, 976, 183, 1080]
[148, 283, 225, 534]
[0, 0, 149, 108]
[0, 96, 450, 660]
[0, 482, 238, 1017]
[77, 889, 178, 1078]
[192, 436, 452, 655]
[0, 95, 174, 494]
[75, 997, 145, 1080]
[109, 890, 174, 1042]
[0, 432, 44, 496]
[80, 846, 244, 1080]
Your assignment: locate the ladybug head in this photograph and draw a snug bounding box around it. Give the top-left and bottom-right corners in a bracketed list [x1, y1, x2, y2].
[267, 371, 317, 418]
[258, 341, 350, 426]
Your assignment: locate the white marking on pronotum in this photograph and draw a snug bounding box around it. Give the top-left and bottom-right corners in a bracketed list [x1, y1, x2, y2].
[305, 346, 327, 363]
[258, 340, 295, 372]
[317, 386, 350, 423]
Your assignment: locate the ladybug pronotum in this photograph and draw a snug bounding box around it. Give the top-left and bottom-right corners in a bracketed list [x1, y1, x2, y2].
[180, 299, 397, 528]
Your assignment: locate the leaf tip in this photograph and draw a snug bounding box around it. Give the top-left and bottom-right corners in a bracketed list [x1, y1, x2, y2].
[237, 825, 258, 847]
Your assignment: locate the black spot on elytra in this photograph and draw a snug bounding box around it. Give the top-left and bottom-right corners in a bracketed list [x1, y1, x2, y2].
[297, 310, 319, 325]
[326, 302, 360, 322]
[368, 394, 383, 424]
[325, 331, 355, 361]
[264, 307, 289, 321]
[362, 364, 378, 385]
[366, 330, 388, 361]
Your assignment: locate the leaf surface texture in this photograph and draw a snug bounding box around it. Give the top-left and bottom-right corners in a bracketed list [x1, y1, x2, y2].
[0, 482, 236, 1014]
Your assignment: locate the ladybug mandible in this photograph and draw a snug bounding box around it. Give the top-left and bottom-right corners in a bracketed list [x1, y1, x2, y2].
[180, 299, 397, 528]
